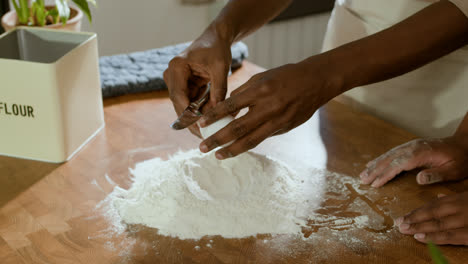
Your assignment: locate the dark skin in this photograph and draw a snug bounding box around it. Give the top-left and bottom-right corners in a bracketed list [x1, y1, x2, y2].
[163, 0, 292, 137]
[188, 0, 468, 159]
[164, 0, 468, 245]
[364, 112, 468, 245]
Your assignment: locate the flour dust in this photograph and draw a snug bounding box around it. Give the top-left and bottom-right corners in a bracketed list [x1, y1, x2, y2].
[94, 148, 396, 261]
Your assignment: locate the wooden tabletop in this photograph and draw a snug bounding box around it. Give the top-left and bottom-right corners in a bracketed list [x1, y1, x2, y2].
[1, 61, 467, 264]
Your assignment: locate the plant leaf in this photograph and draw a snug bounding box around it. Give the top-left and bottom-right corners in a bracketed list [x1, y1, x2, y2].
[28, 0, 37, 26]
[55, 0, 70, 25]
[72, 0, 92, 23]
[33, 1, 47, 27]
[13, 0, 30, 25]
[11, 0, 20, 15]
[48, 8, 60, 24]
[428, 242, 449, 264]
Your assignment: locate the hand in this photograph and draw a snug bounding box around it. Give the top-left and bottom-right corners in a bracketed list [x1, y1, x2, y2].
[360, 136, 468, 188]
[198, 55, 343, 159]
[396, 192, 468, 245]
[163, 27, 232, 137]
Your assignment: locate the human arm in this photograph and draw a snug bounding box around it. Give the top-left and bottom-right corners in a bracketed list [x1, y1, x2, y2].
[163, 0, 292, 136]
[199, 0, 468, 159]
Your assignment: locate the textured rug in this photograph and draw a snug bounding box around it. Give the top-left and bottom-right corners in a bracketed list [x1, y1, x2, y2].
[99, 42, 248, 98]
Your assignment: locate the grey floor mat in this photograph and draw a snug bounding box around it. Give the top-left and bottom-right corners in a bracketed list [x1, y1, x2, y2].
[99, 42, 248, 98]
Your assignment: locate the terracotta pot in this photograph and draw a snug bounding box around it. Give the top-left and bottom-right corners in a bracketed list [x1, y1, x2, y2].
[1, 6, 83, 32]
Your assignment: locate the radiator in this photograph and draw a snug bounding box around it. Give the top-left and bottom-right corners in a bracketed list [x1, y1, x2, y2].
[243, 12, 331, 69]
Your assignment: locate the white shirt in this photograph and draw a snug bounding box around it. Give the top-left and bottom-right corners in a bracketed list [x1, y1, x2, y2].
[323, 0, 468, 138]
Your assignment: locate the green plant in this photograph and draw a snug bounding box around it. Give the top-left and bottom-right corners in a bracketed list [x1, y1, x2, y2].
[11, 0, 96, 27]
[428, 242, 448, 264]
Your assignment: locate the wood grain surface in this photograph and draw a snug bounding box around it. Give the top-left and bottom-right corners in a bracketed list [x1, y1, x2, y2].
[0, 61, 467, 264]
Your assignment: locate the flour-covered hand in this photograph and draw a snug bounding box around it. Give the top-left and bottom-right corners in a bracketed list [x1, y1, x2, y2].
[360, 136, 468, 188]
[396, 192, 468, 245]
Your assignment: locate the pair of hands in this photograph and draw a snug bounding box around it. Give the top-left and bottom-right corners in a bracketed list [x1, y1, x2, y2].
[361, 136, 468, 245]
[164, 31, 468, 246]
[164, 31, 341, 160]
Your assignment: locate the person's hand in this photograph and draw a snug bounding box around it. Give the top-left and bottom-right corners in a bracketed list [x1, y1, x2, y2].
[395, 192, 468, 245]
[197, 55, 343, 159]
[163, 27, 232, 137]
[360, 136, 468, 187]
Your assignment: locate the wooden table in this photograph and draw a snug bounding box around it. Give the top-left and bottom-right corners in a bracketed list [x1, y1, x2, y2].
[0, 62, 467, 264]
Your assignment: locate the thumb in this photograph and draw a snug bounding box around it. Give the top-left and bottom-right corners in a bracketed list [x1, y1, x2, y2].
[416, 164, 460, 185]
[208, 66, 229, 108]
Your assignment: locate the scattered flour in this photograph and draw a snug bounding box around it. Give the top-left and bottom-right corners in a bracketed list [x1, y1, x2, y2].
[106, 149, 321, 240]
[94, 147, 396, 261]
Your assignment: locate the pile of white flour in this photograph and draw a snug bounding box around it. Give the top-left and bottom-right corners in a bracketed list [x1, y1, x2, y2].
[106, 149, 319, 240]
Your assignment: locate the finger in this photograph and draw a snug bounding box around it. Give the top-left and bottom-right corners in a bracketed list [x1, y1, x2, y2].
[214, 120, 278, 160]
[229, 86, 250, 117]
[200, 109, 266, 153]
[361, 151, 413, 186]
[416, 164, 462, 185]
[399, 214, 464, 234]
[402, 201, 460, 224]
[360, 149, 405, 185]
[199, 87, 253, 127]
[394, 195, 456, 225]
[362, 140, 433, 187]
[188, 124, 202, 139]
[165, 59, 190, 116]
[368, 157, 413, 187]
[208, 66, 229, 108]
[231, 83, 250, 97]
[414, 228, 468, 245]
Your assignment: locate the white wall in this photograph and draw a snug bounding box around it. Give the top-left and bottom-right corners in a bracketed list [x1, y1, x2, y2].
[10, 0, 330, 66]
[34, 0, 217, 55]
[243, 12, 331, 69]
[82, 0, 221, 55]
[80, 0, 330, 65]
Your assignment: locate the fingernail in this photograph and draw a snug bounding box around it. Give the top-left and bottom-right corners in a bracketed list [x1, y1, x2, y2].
[395, 217, 404, 226]
[417, 173, 430, 184]
[359, 171, 368, 179]
[414, 233, 425, 240]
[200, 143, 208, 153]
[170, 121, 182, 130]
[198, 118, 207, 128]
[371, 181, 379, 188]
[215, 152, 225, 160]
[399, 223, 410, 231]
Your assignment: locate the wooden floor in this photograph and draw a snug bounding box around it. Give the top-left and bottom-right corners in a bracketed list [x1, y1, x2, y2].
[0, 62, 467, 263]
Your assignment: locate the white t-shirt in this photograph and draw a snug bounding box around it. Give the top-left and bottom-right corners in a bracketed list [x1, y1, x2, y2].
[323, 0, 468, 138]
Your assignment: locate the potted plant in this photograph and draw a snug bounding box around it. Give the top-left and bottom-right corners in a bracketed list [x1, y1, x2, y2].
[1, 0, 95, 32]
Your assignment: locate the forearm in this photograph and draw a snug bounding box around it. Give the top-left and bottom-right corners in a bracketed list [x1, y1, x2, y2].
[311, 0, 468, 96]
[202, 0, 292, 44]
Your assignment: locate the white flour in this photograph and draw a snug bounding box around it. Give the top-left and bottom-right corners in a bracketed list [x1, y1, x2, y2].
[93, 153, 395, 261]
[107, 149, 320, 240]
